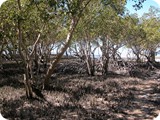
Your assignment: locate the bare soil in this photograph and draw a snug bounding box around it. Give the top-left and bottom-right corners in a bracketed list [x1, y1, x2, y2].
[0, 63, 160, 120]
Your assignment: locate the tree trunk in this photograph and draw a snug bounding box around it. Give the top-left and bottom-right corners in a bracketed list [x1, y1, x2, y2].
[149, 50, 155, 62]
[0, 53, 2, 69]
[101, 36, 110, 76]
[43, 18, 78, 89]
[17, 0, 33, 99]
[102, 56, 109, 75]
[85, 55, 91, 75]
[0, 45, 4, 69]
[135, 54, 141, 63]
[84, 41, 95, 76]
[91, 52, 96, 76]
[23, 68, 33, 99]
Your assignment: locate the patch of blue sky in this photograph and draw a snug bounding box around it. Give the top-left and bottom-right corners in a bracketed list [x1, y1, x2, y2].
[126, 0, 160, 17]
[122, 0, 160, 59]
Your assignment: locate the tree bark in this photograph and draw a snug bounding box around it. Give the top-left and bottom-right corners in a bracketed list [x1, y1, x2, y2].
[131, 47, 142, 63]
[0, 44, 4, 69]
[17, 0, 33, 98]
[149, 50, 156, 62]
[136, 54, 141, 63]
[43, 18, 78, 89]
[0, 52, 3, 69]
[101, 36, 110, 76]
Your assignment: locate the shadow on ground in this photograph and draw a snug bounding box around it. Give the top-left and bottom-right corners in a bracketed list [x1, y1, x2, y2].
[1, 73, 160, 119]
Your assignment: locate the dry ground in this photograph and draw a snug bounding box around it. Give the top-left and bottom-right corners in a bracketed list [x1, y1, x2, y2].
[0, 67, 160, 120]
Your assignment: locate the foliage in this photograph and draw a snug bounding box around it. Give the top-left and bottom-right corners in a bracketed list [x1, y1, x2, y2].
[141, 7, 160, 49]
[0, 0, 159, 97]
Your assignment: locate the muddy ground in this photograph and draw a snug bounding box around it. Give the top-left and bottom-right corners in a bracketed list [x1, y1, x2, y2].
[0, 62, 160, 120]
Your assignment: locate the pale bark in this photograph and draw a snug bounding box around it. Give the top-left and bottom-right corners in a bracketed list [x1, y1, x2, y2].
[131, 46, 142, 63]
[84, 41, 96, 76]
[101, 36, 110, 75]
[71, 40, 96, 76]
[43, 18, 78, 88]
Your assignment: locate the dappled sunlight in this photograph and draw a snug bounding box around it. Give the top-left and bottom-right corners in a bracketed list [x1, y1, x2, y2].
[1, 73, 159, 119]
[0, 0, 160, 119]
[125, 109, 144, 115]
[1, 61, 160, 119]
